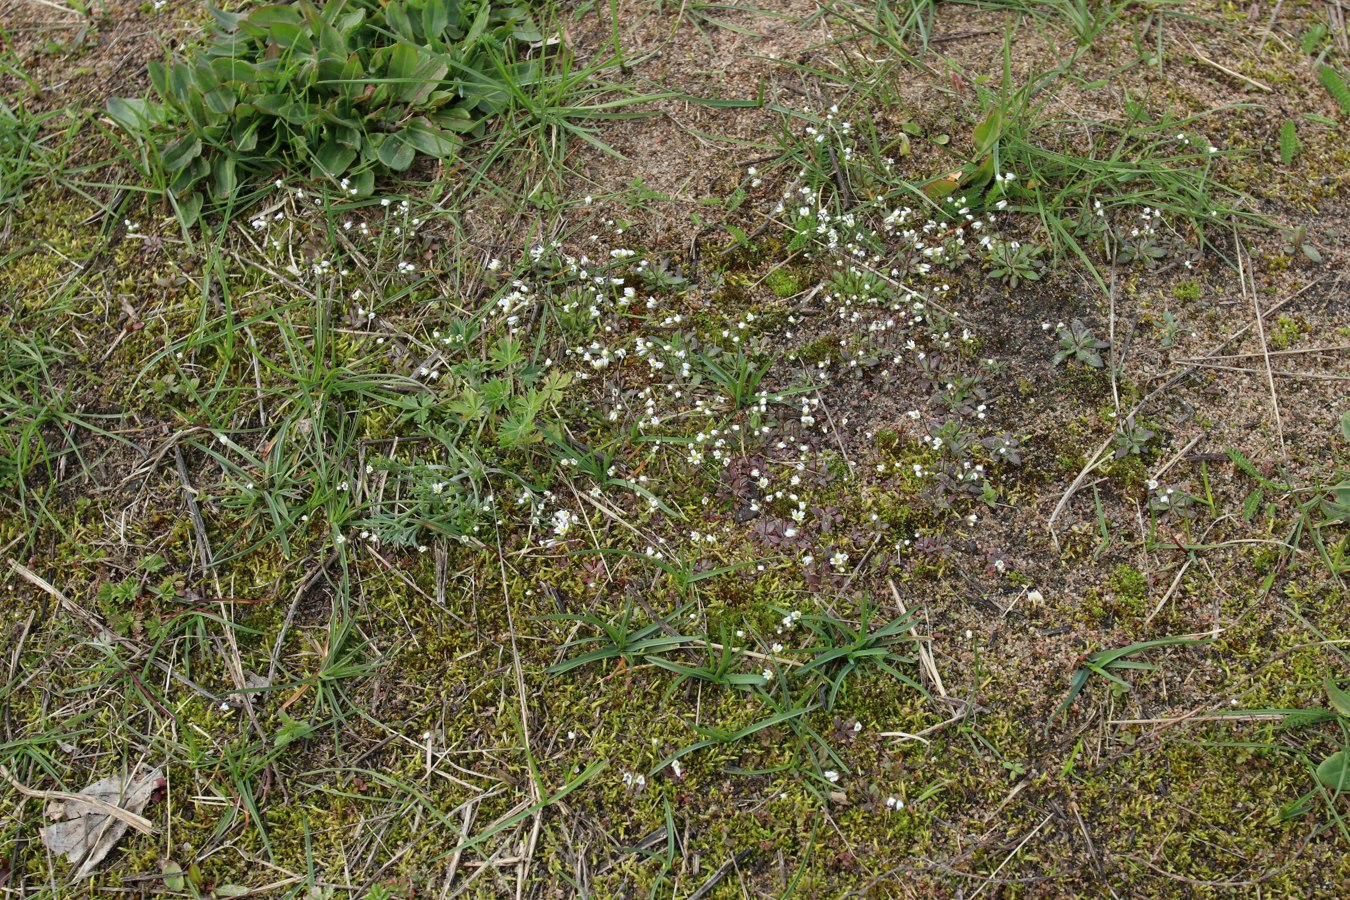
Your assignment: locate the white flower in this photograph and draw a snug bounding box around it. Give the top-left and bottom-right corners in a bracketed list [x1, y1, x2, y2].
[551, 509, 577, 536]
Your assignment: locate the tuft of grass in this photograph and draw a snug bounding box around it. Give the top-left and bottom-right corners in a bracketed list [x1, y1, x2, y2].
[1059, 635, 1212, 718]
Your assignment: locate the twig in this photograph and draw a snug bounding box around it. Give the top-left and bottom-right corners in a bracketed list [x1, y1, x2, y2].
[265, 549, 340, 687]
[1144, 557, 1192, 625]
[812, 385, 854, 472]
[929, 29, 998, 45]
[1108, 263, 1120, 416]
[889, 581, 946, 697]
[1182, 361, 1350, 382]
[173, 446, 213, 575]
[494, 524, 542, 897]
[1237, 237, 1287, 460]
[1123, 835, 1311, 888]
[446, 802, 475, 889]
[1193, 52, 1272, 92]
[687, 850, 753, 900]
[1132, 279, 1318, 410]
[969, 815, 1053, 900]
[1047, 435, 1115, 550]
[1256, 1, 1284, 55]
[1177, 343, 1350, 362]
[1069, 800, 1116, 895]
[1152, 434, 1203, 483]
[709, 641, 804, 667]
[878, 705, 969, 742]
[1047, 278, 1322, 544]
[8, 559, 223, 704]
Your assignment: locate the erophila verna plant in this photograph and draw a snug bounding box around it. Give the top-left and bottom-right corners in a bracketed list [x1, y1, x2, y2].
[107, 0, 542, 223]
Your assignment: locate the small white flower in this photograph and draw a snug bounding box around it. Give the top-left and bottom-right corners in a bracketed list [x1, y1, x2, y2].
[551, 509, 576, 536]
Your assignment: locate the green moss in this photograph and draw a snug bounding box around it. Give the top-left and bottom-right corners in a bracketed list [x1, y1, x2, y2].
[1106, 563, 1148, 618]
[794, 333, 840, 365]
[1104, 453, 1149, 492]
[1269, 314, 1306, 351]
[1171, 278, 1202, 302]
[764, 267, 805, 298]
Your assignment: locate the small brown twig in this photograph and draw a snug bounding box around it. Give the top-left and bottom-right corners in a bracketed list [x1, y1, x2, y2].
[173, 446, 213, 576]
[265, 548, 340, 687]
[889, 580, 947, 698]
[1236, 235, 1287, 460]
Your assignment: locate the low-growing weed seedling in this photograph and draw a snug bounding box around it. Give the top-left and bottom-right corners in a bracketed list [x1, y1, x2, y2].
[1322, 482, 1350, 528]
[1280, 119, 1302, 166]
[1113, 419, 1155, 458]
[1318, 64, 1350, 114]
[1312, 680, 1350, 791]
[1158, 310, 1184, 348]
[1281, 224, 1323, 263]
[106, 0, 545, 223]
[983, 237, 1044, 288]
[1053, 320, 1108, 367]
[638, 258, 689, 292]
[1147, 482, 1196, 519]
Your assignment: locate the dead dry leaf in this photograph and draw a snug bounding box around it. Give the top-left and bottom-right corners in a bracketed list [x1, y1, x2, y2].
[226, 670, 271, 709]
[38, 766, 162, 879]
